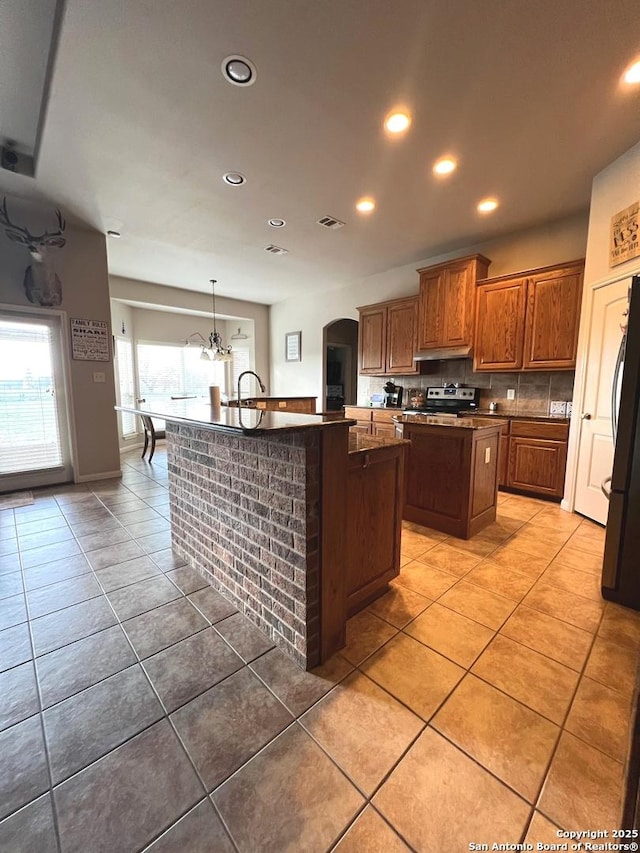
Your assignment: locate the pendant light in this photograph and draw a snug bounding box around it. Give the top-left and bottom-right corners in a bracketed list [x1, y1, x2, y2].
[184, 279, 233, 362]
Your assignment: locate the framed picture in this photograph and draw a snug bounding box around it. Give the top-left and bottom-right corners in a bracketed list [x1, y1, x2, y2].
[285, 331, 301, 362]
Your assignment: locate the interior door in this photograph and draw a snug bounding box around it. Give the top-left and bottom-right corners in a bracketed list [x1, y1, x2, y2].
[0, 312, 72, 491]
[574, 277, 630, 523]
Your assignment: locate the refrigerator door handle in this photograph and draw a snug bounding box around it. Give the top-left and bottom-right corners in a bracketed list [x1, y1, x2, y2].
[601, 475, 612, 500]
[611, 329, 626, 444]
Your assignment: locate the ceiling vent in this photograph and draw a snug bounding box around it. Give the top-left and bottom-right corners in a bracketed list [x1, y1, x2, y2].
[264, 244, 288, 255]
[317, 215, 346, 229]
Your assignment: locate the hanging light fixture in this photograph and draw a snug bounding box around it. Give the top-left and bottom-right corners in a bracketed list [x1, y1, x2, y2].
[184, 279, 233, 362]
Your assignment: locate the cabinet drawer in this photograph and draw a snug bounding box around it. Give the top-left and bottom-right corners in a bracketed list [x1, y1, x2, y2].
[510, 420, 569, 441]
[372, 409, 397, 424]
[345, 407, 372, 422]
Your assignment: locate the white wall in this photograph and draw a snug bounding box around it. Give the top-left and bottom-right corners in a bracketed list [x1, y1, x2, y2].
[0, 193, 121, 481]
[270, 211, 588, 401]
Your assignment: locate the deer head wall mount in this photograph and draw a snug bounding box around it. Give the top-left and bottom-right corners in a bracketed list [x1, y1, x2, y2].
[0, 197, 67, 307]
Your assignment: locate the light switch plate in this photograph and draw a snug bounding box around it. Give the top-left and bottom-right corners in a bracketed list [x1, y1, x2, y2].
[506, 388, 516, 400]
[484, 447, 491, 464]
[93, 372, 106, 383]
[550, 400, 567, 416]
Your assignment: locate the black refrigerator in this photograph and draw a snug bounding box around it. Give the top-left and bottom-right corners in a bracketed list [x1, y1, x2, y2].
[602, 274, 640, 609]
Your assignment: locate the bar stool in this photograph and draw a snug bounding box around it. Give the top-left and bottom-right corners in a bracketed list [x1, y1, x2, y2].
[137, 399, 163, 461]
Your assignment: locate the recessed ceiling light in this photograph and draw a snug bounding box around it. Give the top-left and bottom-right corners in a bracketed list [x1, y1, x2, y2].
[107, 230, 121, 238]
[268, 218, 286, 228]
[221, 55, 257, 87]
[223, 171, 246, 186]
[433, 157, 457, 176]
[477, 198, 499, 213]
[356, 197, 376, 213]
[623, 59, 640, 84]
[384, 111, 411, 135]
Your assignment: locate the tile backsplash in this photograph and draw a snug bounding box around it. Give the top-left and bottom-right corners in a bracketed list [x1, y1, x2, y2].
[358, 359, 574, 416]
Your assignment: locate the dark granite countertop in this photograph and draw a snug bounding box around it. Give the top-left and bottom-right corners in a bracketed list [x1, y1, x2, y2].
[461, 409, 570, 423]
[348, 433, 410, 454]
[116, 400, 354, 434]
[393, 414, 505, 430]
[224, 395, 317, 406]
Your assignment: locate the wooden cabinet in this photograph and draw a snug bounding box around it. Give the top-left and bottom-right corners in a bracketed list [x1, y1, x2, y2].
[358, 296, 418, 375]
[345, 442, 405, 615]
[344, 407, 399, 436]
[498, 420, 510, 487]
[416, 254, 491, 352]
[506, 420, 569, 499]
[474, 260, 584, 372]
[345, 406, 373, 434]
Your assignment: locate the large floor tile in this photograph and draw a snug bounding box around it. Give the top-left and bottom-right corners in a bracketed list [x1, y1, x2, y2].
[552, 546, 604, 574]
[68, 515, 123, 537]
[189, 586, 238, 623]
[0, 571, 22, 600]
[123, 597, 208, 659]
[484, 545, 550, 579]
[172, 666, 292, 791]
[599, 603, 640, 650]
[433, 674, 559, 802]
[95, 554, 162, 592]
[538, 731, 623, 831]
[585, 635, 638, 697]
[44, 663, 164, 783]
[0, 661, 39, 732]
[0, 592, 27, 630]
[86, 539, 146, 572]
[31, 595, 117, 656]
[0, 715, 49, 820]
[523, 582, 603, 633]
[540, 563, 602, 601]
[36, 624, 137, 708]
[404, 601, 494, 667]
[361, 633, 464, 720]
[250, 647, 353, 716]
[333, 807, 410, 852]
[76, 526, 132, 553]
[138, 531, 173, 554]
[394, 560, 458, 599]
[417, 542, 482, 576]
[341, 610, 397, 666]
[13, 514, 69, 537]
[524, 811, 565, 846]
[143, 799, 234, 852]
[0, 622, 32, 673]
[366, 584, 431, 628]
[301, 671, 423, 794]
[0, 538, 18, 558]
[17, 524, 75, 552]
[23, 553, 92, 591]
[564, 676, 631, 762]
[465, 560, 536, 601]
[107, 574, 182, 621]
[438, 580, 516, 629]
[500, 605, 593, 672]
[214, 612, 275, 662]
[472, 634, 579, 724]
[213, 723, 364, 852]
[150, 548, 187, 572]
[144, 627, 244, 713]
[54, 719, 203, 853]
[20, 538, 81, 570]
[26, 571, 102, 619]
[165, 566, 208, 595]
[373, 728, 530, 851]
[0, 552, 21, 576]
[0, 793, 57, 853]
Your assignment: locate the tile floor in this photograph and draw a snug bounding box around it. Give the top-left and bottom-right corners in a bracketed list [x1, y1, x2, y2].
[0, 446, 638, 851]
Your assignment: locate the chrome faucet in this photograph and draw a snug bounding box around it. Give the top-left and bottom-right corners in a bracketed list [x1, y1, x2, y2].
[237, 370, 266, 406]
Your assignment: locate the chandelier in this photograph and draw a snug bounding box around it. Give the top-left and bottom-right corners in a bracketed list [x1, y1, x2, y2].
[185, 279, 232, 362]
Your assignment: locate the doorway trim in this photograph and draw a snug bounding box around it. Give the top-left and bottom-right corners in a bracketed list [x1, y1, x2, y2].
[0, 302, 78, 490]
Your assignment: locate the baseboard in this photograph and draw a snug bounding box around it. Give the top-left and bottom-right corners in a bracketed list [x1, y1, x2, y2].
[75, 470, 123, 483]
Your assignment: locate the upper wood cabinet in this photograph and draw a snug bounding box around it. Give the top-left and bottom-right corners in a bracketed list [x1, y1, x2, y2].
[358, 296, 418, 375]
[473, 260, 585, 372]
[416, 254, 491, 352]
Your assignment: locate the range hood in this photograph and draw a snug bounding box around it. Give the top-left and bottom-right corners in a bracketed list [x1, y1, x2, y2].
[413, 345, 473, 361]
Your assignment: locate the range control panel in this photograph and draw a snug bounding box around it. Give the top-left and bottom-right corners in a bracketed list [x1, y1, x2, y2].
[426, 387, 478, 401]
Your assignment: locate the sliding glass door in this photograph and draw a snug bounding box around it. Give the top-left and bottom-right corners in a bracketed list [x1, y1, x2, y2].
[0, 312, 72, 491]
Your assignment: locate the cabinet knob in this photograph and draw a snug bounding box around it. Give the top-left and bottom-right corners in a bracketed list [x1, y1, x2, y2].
[581, 412, 592, 420]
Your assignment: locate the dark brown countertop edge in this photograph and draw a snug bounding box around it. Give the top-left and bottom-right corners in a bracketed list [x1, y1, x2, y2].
[394, 414, 505, 431]
[348, 434, 410, 454]
[346, 405, 569, 424]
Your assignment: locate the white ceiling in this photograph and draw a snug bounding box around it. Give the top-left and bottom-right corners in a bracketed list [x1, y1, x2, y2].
[1, 0, 639, 305]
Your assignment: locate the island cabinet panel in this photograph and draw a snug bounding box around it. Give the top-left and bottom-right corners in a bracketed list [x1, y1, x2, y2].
[498, 420, 510, 487]
[473, 278, 527, 371]
[345, 444, 405, 615]
[417, 254, 491, 352]
[358, 296, 419, 376]
[474, 259, 584, 372]
[523, 266, 584, 370]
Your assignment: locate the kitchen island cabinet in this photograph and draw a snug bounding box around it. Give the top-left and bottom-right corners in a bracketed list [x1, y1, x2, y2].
[394, 415, 503, 538]
[225, 395, 317, 414]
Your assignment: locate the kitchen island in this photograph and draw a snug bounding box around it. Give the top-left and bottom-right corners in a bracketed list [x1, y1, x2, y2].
[394, 414, 505, 538]
[117, 400, 405, 669]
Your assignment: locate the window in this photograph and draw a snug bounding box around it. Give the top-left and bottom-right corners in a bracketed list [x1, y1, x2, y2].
[136, 342, 226, 405]
[232, 346, 252, 394]
[115, 338, 137, 437]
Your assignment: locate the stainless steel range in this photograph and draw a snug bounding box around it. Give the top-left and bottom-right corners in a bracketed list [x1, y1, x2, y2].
[404, 385, 480, 417]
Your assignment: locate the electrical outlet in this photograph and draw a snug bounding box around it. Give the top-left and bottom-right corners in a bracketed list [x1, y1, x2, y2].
[484, 447, 491, 464]
[92, 372, 106, 383]
[507, 388, 516, 400]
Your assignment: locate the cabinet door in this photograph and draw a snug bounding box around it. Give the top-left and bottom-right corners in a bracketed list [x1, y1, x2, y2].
[351, 422, 372, 434]
[498, 423, 510, 488]
[359, 307, 387, 374]
[442, 265, 472, 347]
[474, 277, 527, 371]
[507, 437, 567, 497]
[373, 423, 396, 438]
[387, 299, 418, 374]
[417, 271, 443, 349]
[523, 266, 584, 370]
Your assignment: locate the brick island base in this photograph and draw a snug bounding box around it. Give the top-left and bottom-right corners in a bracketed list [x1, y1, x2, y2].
[167, 421, 348, 669]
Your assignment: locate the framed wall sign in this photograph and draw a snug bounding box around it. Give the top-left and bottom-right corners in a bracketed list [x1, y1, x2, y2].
[285, 331, 301, 362]
[610, 201, 640, 267]
[70, 318, 110, 361]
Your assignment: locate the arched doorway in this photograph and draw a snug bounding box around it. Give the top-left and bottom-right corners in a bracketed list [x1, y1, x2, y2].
[323, 318, 358, 410]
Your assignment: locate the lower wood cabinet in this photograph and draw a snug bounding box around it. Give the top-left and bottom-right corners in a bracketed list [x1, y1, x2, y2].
[505, 419, 569, 499]
[344, 407, 398, 436]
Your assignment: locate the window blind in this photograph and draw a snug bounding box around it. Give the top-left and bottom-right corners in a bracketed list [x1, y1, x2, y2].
[232, 346, 252, 392]
[0, 319, 64, 475]
[136, 342, 226, 405]
[115, 338, 137, 437]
